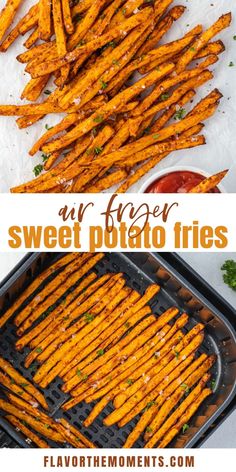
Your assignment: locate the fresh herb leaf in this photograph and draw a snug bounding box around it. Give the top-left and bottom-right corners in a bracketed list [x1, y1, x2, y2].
[10, 378, 15, 385]
[45, 424, 50, 429]
[41, 153, 50, 162]
[35, 347, 43, 354]
[160, 93, 169, 101]
[93, 114, 103, 123]
[126, 378, 133, 385]
[44, 90, 51, 95]
[63, 315, 70, 321]
[45, 124, 52, 130]
[76, 369, 82, 377]
[174, 350, 179, 359]
[97, 349, 104, 356]
[229, 61, 234, 67]
[100, 79, 107, 90]
[17, 390, 24, 395]
[233, 35, 236, 40]
[145, 400, 156, 411]
[182, 423, 189, 433]
[112, 59, 120, 66]
[181, 383, 189, 394]
[122, 7, 126, 15]
[84, 312, 94, 323]
[221, 260, 236, 291]
[20, 383, 29, 388]
[146, 426, 153, 433]
[174, 108, 186, 120]
[125, 321, 130, 329]
[94, 146, 103, 155]
[77, 39, 86, 47]
[190, 47, 195, 51]
[33, 164, 43, 177]
[153, 134, 160, 139]
[211, 379, 216, 390]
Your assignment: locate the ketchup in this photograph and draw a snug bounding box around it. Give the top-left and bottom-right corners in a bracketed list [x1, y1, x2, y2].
[145, 171, 220, 193]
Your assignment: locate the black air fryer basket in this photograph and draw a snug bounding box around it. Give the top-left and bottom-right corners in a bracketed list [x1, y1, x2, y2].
[0, 252, 235, 448]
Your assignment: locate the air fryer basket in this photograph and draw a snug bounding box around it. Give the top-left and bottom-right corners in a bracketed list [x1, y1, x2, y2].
[0, 252, 235, 448]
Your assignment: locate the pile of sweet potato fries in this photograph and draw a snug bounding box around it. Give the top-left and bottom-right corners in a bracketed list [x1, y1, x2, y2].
[0, 0, 231, 193]
[0, 253, 216, 447]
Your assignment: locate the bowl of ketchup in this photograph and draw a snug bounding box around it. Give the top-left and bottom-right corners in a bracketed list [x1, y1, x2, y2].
[139, 166, 225, 194]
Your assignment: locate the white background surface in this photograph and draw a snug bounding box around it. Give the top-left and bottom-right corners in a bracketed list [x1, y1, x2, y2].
[0, 251, 235, 447]
[0, 0, 236, 192]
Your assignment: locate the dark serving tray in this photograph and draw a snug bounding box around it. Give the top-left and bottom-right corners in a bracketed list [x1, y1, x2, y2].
[0, 252, 235, 449]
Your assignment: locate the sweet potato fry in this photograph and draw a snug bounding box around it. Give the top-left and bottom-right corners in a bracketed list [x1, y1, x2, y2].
[123, 353, 213, 448]
[6, 415, 50, 448]
[0, 253, 79, 329]
[0, 356, 48, 410]
[0, 0, 23, 42]
[39, 0, 52, 40]
[104, 330, 204, 426]
[23, 27, 39, 49]
[62, 0, 74, 35]
[158, 388, 212, 448]
[58, 419, 96, 448]
[175, 12, 231, 73]
[30, 7, 153, 77]
[145, 374, 210, 447]
[0, 3, 38, 51]
[16, 273, 97, 352]
[21, 76, 50, 102]
[189, 169, 228, 193]
[0, 398, 64, 443]
[35, 278, 126, 365]
[0, 370, 38, 405]
[15, 253, 90, 331]
[68, 0, 107, 50]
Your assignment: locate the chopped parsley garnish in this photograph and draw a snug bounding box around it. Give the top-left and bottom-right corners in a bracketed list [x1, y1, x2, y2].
[20, 383, 29, 388]
[153, 134, 160, 139]
[122, 7, 126, 15]
[181, 383, 189, 393]
[229, 61, 234, 67]
[45, 124, 52, 130]
[112, 59, 120, 66]
[221, 260, 236, 291]
[211, 379, 216, 390]
[145, 400, 156, 411]
[126, 379, 133, 385]
[77, 39, 86, 47]
[44, 90, 51, 95]
[45, 424, 50, 429]
[174, 108, 186, 120]
[182, 423, 189, 433]
[190, 47, 196, 52]
[82, 374, 88, 381]
[33, 164, 43, 177]
[17, 390, 24, 395]
[174, 350, 180, 359]
[161, 93, 170, 101]
[76, 369, 82, 377]
[146, 426, 153, 433]
[84, 312, 94, 323]
[94, 146, 103, 155]
[63, 315, 70, 321]
[233, 35, 236, 40]
[35, 347, 43, 354]
[97, 349, 104, 356]
[42, 153, 50, 162]
[125, 321, 130, 329]
[93, 114, 103, 123]
[100, 79, 108, 90]
[10, 378, 15, 385]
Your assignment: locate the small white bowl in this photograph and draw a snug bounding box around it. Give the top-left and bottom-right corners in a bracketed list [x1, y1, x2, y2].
[138, 165, 226, 193]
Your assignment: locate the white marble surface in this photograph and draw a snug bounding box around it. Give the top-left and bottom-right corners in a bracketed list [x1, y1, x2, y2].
[0, 252, 235, 447]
